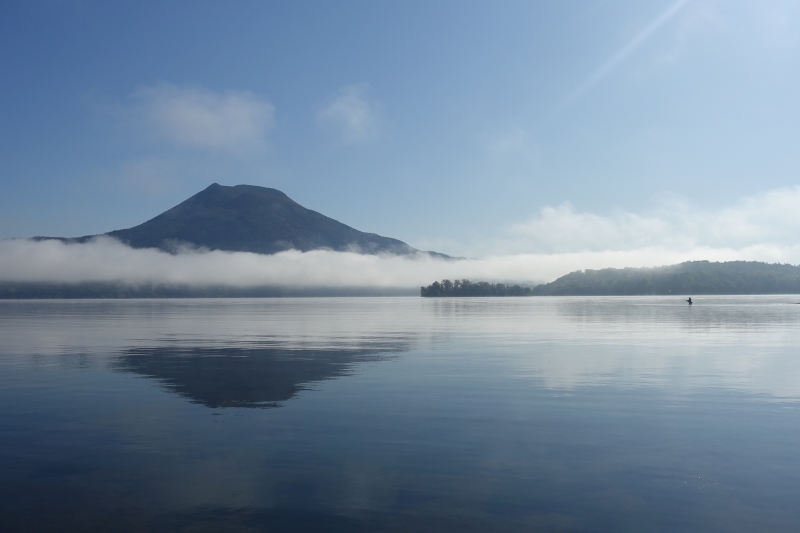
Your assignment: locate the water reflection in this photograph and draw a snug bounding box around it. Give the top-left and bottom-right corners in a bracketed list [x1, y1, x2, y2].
[114, 343, 406, 408]
[421, 296, 800, 397]
[2, 297, 800, 400]
[554, 295, 800, 333]
[3, 298, 800, 532]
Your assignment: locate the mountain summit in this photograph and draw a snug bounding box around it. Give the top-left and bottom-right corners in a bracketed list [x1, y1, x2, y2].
[55, 184, 434, 256]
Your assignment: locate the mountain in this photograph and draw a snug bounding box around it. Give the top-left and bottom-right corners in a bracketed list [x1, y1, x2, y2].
[530, 261, 800, 296]
[41, 183, 440, 256]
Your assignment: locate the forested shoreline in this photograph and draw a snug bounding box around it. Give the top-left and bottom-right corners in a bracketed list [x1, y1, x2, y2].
[0, 282, 416, 299]
[421, 261, 800, 297]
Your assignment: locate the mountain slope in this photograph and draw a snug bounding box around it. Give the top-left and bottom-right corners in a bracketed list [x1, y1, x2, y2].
[57, 183, 430, 256]
[530, 261, 800, 295]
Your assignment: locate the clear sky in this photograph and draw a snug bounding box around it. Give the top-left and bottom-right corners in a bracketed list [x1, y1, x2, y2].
[2, 0, 799, 259]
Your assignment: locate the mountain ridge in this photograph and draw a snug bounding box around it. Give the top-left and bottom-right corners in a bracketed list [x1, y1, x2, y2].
[417, 261, 800, 297]
[529, 260, 800, 295]
[34, 183, 448, 257]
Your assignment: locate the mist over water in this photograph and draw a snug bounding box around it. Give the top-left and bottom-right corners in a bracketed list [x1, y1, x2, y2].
[2, 297, 800, 531]
[2, 237, 799, 290]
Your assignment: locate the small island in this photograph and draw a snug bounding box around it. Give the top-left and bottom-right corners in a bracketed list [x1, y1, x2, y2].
[421, 279, 534, 297]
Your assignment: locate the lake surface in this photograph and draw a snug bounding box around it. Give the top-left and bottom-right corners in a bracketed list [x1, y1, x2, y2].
[1, 296, 800, 532]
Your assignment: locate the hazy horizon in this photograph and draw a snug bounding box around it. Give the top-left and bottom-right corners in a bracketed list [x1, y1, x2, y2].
[3, 178, 800, 288]
[2, 234, 798, 290]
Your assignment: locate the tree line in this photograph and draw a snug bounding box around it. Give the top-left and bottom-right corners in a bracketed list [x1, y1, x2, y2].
[530, 261, 800, 295]
[420, 279, 533, 297]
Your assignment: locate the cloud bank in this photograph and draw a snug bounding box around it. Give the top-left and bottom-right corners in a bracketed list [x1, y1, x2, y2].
[2, 186, 799, 289]
[0, 238, 797, 290]
[506, 186, 800, 255]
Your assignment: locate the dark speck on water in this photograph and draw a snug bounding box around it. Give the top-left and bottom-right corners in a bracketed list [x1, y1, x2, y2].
[2, 296, 800, 532]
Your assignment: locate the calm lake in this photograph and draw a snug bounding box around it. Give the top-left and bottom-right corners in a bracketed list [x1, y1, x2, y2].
[1, 296, 800, 532]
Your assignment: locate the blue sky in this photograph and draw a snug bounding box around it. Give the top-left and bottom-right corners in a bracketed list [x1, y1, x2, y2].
[2, 0, 800, 259]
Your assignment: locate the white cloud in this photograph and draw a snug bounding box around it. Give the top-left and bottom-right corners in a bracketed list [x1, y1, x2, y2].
[0, 238, 525, 286]
[509, 203, 676, 253]
[132, 83, 275, 152]
[507, 186, 800, 255]
[3, 186, 800, 288]
[316, 84, 383, 144]
[0, 237, 799, 289]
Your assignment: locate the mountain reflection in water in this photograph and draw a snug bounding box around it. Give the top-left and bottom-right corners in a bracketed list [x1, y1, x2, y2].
[3, 297, 800, 533]
[114, 343, 406, 408]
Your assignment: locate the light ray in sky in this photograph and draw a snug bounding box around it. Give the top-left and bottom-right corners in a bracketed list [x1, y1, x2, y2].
[560, 0, 691, 108]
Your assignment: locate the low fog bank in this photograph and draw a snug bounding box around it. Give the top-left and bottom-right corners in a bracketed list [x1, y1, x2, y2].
[0, 282, 419, 298]
[2, 237, 800, 292]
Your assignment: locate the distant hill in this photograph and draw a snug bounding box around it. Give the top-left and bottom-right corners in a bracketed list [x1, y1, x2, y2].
[530, 261, 800, 296]
[418, 261, 800, 297]
[37, 183, 445, 257]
